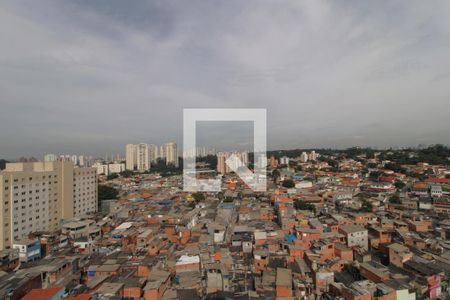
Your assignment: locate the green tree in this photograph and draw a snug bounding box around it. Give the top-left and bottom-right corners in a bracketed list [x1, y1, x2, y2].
[98, 184, 118, 200]
[389, 194, 401, 204]
[369, 171, 381, 180]
[394, 180, 406, 189]
[192, 192, 205, 203]
[107, 173, 119, 180]
[282, 179, 295, 188]
[120, 170, 135, 178]
[361, 199, 373, 212]
[294, 200, 315, 212]
[0, 159, 7, 170]
[272, 169, 280, 182]
[367, 162, 378, 169]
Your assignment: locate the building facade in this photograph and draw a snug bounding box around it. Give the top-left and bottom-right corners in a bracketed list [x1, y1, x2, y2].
[216, 151, 249, 175]
[164, 142, 178, 167]
[136, 143, 150, 171]
[0, 161, 97, 250]
[126, 144, 137, 171]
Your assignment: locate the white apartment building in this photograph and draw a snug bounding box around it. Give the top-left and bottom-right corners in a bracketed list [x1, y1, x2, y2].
[94, 163, 109, 175]
[280, 156, 290, 165]
[108, 163, 125, 174]
[44, 153, 57, 162]
[308, 150, 319, 161]
[126, 143, 151, 172]
[300, 152, 308, 163]
[216, 151, 249, 175]
[71, 155, 78, 166]
[0, 161, 97, 250]
[73, 167, 97, 217]
[136, 143, 150, 171]
[164, 142, 178, 167]
[125, 144, 137, 171]
[148, 144, 158, 163]
[78, 155, 85, 167]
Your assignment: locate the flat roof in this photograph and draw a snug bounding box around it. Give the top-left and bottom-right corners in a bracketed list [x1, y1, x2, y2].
[276, 268, 292, 286]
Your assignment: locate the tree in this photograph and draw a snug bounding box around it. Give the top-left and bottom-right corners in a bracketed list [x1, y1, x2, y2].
[367, 162, 378, 169]
[394, 180, 406, 189]
[369, 171, 381, 180]
[446, 174, 450, 179]
[107, 173, 119, 180]
[192, 192, 205, 203]
[385, 162, 405, 173]
[272, 169, 280, 182]
[98, 184, 118, 200]
[282, 179, 295, 188]
[150, 158, 182, 176]
[294, 200, 315, 212]
[120, 170, 135, 178]
[361, 199, 373, 212]
[389, 194, 401, 204]
[0, 159, 7, 170]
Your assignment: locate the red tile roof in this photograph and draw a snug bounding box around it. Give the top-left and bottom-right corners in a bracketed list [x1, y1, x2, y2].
[21, 286, 64, 300]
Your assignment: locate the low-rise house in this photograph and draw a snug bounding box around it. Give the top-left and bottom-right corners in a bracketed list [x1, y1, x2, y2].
[13, 238, 41, 262]
[339, 225, 368, 250]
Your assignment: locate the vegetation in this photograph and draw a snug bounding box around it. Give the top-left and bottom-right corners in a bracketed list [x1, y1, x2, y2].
[282, 179, 295, 188]
[197, 155, 217, 168]
[294, 200, 315, 212]
[0, 159, 7, 170]
[192, 192, 206, 203]
[265, 145, 450, 167]
[367, 162, 378, 168]
[98, 184, 119, 200]
[369, 171, 381, 180]
[107, 173, 119, 180]
[389, 193, 401, 204]
[271, 169, 280, 182]
[384, 162, 406, 173]
[344, 264, 363, 281]
[150, 158, 182, 176]
[394, 180, 406, 189]
[361, 199, 373, 212]
[120, 170, 136, 178]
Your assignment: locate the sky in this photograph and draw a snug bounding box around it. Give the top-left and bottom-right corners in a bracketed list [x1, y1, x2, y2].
[1, 0, 450, 159]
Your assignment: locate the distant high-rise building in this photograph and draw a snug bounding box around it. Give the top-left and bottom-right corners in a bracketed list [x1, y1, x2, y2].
[269, 156, 279, 168]
[217, 151, 248, 174]
[217, 152, 230, 175]
[164, 142, 178, 167]
[71, 155, 78, 166]
[136, 143, 150, 171]
[44, 153, 57, 162]
[148, 144, 158, 163]
[126, 144, 151, 171]
[300, 152, 308, 163]
[308, 151, 319, 161]
[0, 161, 97, 250]
[280, 156, 290, 165]
[108, 163, 125, 174]
[94, 163, 109, 175]
[126, 144, 137, 171]
[78, 155, 85, 167]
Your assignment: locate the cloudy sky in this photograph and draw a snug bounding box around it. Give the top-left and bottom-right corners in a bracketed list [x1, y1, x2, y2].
[1, 1, 450, 158]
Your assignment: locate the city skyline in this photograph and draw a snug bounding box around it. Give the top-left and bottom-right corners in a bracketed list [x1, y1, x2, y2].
[1, 1, 450, 158]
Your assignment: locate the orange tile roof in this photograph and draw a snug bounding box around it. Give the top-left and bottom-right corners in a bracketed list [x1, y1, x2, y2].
[414, 182, 428, 189]
[22, 287, 64, 300]
[426, 177, 450, 184]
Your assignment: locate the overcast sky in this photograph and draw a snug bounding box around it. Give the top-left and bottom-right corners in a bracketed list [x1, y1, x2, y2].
[1, 1, 450, 159]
